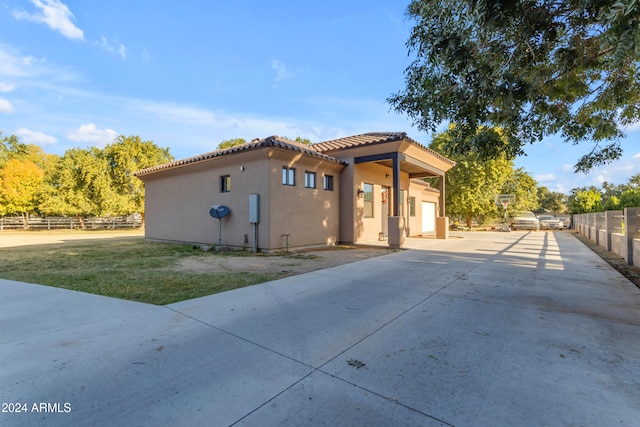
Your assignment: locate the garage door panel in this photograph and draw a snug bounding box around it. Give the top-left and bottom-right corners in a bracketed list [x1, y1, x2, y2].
[422, 202, 435, 233]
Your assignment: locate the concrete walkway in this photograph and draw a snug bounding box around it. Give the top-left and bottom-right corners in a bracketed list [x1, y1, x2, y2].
[1, 231, 639, 426]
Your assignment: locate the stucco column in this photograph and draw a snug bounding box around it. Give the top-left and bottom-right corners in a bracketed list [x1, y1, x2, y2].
[436, 217, 449, 239]
[388, 216, 405, 249]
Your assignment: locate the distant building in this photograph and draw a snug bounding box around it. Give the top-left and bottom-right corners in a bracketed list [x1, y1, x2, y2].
[135, 132, 455, 251]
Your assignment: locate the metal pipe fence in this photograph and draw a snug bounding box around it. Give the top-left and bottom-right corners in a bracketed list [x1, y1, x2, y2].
[0, 215, 142, 231]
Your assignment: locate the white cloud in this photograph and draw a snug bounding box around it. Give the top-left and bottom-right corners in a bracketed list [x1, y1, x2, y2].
[129, 99, 355, 155]
[142, 49, 150, 62]
[271, 59, 294, 83]
[0, 82, 15, 92]
[0, 47, 43, 77]
[138, 100, 322, 137]
[96, 36, 127, 60]
[625, 121, 640, 132]
[67, 123, 118, 147]
[135, 102, 218, 126]
[15, 128, 58, 145]
[535, 173, 556, 183]
[0, 98, 14, 113]
[594, 174, 607, 184]
[557, 151, 640, 191]
[13, 0, 84, 41]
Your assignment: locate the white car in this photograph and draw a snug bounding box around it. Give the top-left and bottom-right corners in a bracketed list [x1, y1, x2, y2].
[538, 215, 564, 230]
[510, 211, 540, 231]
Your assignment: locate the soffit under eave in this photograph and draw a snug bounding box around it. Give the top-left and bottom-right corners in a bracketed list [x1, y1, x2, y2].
[334, 140, 454, 175]
[358, 155, 446, 179]
[397, 141, 455, 173]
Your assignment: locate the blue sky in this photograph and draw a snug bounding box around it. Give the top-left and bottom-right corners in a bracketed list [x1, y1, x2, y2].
[1, 0, 638, 194]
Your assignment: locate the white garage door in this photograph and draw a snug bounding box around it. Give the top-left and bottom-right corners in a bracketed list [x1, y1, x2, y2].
[422, 202, 436, 233]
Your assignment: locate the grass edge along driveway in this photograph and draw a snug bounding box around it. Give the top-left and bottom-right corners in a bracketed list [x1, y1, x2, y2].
[0, 233, 298, 305]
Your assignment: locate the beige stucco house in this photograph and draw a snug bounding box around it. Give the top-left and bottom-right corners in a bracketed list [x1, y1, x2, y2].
[135, 132, 455, 251]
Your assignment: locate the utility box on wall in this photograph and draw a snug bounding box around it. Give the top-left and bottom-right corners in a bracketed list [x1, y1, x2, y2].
[249, 194, 260, 223]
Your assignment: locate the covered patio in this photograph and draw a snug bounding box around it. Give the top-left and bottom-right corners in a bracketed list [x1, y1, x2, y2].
[312, 132, 456, 248]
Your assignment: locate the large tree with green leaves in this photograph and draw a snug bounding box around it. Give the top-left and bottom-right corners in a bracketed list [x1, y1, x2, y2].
[501, 168, 539, 212]
[104, 135, 173, 220]
[0, 159, 45, 228]
[0, 132, 54, 169]
[430, 127, 536, 226]
[389, 0, 640, 172]
[598, 173, 640, 209]
[0, 133, 58, 227]
[38, 147, 118, 226]
[618, 188, 640, 208]
[0, 133, 28, 167]
[217, 138, 247, 150]
[568, 187, 603, 213]
[537, 186, 567, 215]
[38, 136, 172, 226]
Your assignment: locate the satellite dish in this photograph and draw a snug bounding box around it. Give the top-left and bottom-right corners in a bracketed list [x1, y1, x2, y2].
[210, 205, 231, 247]
[210, 205, 230, 219]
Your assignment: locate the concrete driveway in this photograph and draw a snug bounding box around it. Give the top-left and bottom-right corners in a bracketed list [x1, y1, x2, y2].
[1, 231, 639, 426]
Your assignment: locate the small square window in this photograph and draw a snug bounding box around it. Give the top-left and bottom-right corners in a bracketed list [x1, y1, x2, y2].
[323, 175, 334, 191]
[282, 167, 295, 186]
[220, 175, 231, 192]
[305, 171, 316, 188]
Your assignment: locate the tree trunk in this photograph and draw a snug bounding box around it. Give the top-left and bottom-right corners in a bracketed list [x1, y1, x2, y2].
[465, 213, 472, 228]
[21, 212, 29, 230]
[76, 214, 86, 230]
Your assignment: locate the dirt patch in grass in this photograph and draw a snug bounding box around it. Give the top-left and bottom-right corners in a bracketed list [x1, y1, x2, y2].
[571, 231, 640, 289]
[173, 247, 395, 275]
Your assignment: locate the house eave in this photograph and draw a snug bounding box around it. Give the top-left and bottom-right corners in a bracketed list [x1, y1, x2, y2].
[134, 136, 347, 178]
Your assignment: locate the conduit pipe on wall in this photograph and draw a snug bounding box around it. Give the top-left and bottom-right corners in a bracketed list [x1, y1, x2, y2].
[252, 223, 258, 253]
[249, 194, 260, 253]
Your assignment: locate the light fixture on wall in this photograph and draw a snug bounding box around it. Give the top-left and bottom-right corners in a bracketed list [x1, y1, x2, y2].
[356, 187, 365, 198]
[385, 173, 390, 178]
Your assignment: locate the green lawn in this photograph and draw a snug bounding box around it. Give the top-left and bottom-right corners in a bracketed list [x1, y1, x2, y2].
[0, 236, 289, 305]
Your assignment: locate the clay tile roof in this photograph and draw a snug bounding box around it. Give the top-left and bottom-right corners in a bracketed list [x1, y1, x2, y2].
[134, 136, 345, 177]
[312, 132, 455, 166]
[311, 132, 407, 152]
